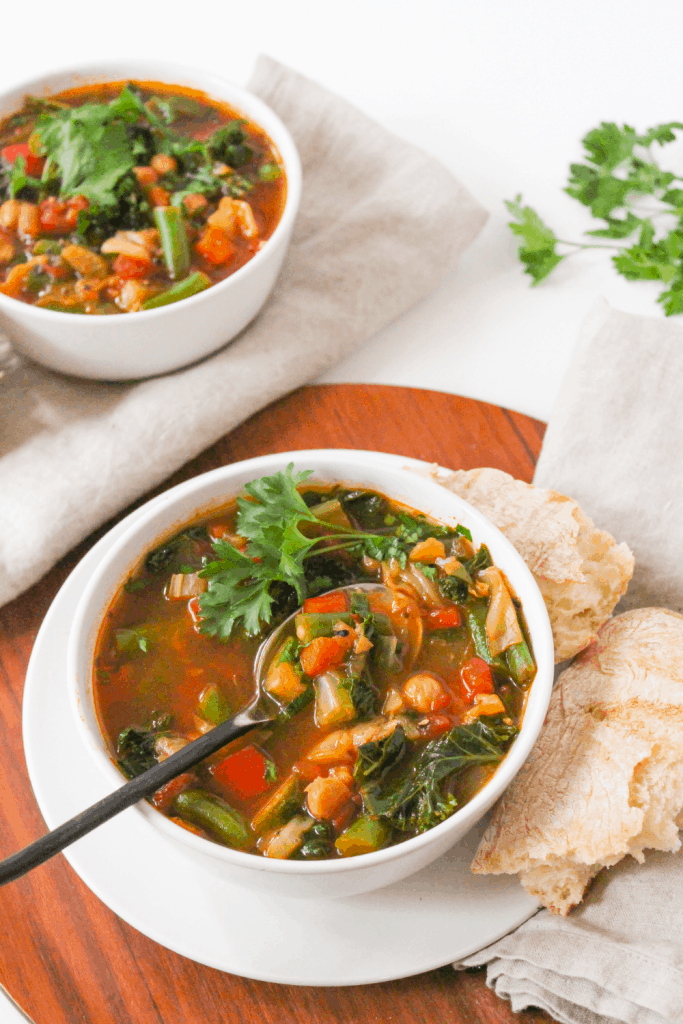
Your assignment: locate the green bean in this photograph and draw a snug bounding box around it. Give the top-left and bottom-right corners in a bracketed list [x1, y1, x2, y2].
[173, 789, 250, 849]
[142, 271, 211, 310]
[153, 205, 190, 279]
[465, 603, 507, 672]
[250, 774, 303, 834]
[506, 639, 536, 685]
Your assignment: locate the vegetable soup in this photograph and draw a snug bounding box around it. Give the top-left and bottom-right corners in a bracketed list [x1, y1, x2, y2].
[93, 467, 535, 860]
[0, 81, 286, 313]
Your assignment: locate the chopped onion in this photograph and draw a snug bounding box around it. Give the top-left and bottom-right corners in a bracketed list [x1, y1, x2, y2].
[480, 567, 523, 656]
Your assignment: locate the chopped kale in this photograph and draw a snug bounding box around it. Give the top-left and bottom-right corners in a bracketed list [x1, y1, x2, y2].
[116, 726, 158, 779]
[360, 719, 518, 833]
[144, 525, 209, 574]
[294, 821, 334, 860]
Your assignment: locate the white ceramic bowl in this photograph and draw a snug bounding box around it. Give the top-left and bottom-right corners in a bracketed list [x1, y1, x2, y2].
[0, 61, 301, 380]
[68, 450, 554, 899]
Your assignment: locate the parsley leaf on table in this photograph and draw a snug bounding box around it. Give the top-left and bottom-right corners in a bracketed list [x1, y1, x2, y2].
[508, 120, 683, 313]
[505, 196, 565, 285]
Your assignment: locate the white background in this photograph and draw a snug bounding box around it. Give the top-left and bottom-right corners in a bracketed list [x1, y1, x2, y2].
[0, 2, 681, 1018]
[2, 1, 683, 422]
[2, 0, 683, 421]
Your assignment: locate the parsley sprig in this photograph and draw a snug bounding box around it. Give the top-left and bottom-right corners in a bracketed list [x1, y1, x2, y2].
[507, 121, 683, 314]
[197, 466, 452, 640]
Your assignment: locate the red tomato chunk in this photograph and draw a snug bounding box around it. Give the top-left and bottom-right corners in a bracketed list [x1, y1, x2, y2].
[460, 657, 494, 701]
[424, 606, 462, 630]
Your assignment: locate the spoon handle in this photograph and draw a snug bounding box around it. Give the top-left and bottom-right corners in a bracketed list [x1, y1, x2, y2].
[0, 712, 266, 887]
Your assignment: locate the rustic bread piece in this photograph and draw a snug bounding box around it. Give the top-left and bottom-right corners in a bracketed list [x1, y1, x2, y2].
[418, 466, 634, 662]
[470, 608, 683, 914]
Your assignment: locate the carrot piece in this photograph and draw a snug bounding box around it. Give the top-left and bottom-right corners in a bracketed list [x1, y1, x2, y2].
[195, 227, 234, 266]
[460, 657, 494, 701]
[300, 635, 354, 677]
[211, 745, 272, 800]
[303, 591, 348, 614]
[425, 606, 462, 630]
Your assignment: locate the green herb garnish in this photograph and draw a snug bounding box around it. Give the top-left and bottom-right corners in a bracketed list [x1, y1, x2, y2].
[197, 465, 454, 640]
[507, 120, 683, 314]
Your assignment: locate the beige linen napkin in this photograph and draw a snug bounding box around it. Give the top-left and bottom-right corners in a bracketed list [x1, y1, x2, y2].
[0, 56, 487, 609]
[459, 303, 683, 1024]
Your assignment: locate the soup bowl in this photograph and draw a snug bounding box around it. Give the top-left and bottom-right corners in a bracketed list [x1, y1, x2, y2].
[0, 60, 301, 380]
[67, 450, 554, 899]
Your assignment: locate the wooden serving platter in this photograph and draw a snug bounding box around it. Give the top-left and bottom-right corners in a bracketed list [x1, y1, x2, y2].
[0, 384, 550, 1024]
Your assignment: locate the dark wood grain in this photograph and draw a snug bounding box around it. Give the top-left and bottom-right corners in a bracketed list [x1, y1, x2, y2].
[0, 384, 550, 1024]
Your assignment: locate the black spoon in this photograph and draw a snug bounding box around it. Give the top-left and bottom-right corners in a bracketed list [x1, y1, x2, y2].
[0, 583, 388, 886]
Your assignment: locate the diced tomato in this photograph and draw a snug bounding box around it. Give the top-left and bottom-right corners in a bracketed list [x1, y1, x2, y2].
[208, 523, 229, 539]
[188, 596, 201, 623]
[419, 713, 453, 739]
[425, 606, 462, 630]
[303, 591, 348, 614]
[460, 657, 494, 701]
[113, 253, 152, 279]
[148, 185, 170, 207]
[39, 194, 89, 234]
[210, 745, 272, 800]
[195, 227, 234, 265]
[300, 634, 354, 677]
[152, 772, 196, 813]
[1, 144, 44, 176]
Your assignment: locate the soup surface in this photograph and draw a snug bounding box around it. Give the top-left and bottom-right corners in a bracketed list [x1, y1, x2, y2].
[0, 81, 286, 313]
[93, 468, 535, 860]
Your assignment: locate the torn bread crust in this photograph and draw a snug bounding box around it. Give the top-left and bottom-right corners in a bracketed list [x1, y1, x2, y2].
[414, 466, 634, 662]
[470, 608, 683, 914]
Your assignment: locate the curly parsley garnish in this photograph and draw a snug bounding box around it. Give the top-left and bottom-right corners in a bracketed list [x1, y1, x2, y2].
[196, 465, 462, 640]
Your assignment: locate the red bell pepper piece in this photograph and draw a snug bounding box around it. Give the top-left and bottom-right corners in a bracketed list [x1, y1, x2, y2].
[303, 590, 348, 614]
[2, 144, 44, 177]
[210, 745, 273, 800]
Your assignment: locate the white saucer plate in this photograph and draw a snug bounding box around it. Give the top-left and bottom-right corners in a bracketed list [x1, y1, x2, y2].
[22, 468, 540, 987]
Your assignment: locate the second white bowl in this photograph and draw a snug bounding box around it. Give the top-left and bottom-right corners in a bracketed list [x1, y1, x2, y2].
[0, 60, 301, 380]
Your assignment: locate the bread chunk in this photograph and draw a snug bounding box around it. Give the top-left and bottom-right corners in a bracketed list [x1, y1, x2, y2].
[470, 608, 683, 914]
[419, 466, 634, 662]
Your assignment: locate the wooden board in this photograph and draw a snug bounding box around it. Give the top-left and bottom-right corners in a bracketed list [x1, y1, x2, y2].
[0, 384, 549, 1024]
